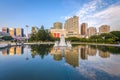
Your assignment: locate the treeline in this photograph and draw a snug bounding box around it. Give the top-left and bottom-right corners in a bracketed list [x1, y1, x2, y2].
[29, 26, 54, 41]
[66, 31, 120, 44]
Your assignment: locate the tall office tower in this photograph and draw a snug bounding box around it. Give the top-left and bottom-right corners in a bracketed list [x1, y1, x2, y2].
[87, 27, 97, 37]
[16, 28, 24, 37]
[99, 25, 110, 34]
[2, 27, 9, 33]
[53, 22, 62, 29]
[9, 28, 16, 37]
[64, 16, 79, 37]
[81, 23, 88, 35]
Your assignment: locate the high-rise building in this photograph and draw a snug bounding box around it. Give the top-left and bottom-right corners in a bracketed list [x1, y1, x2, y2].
[2, 27, 24, 37]
[64, 16, 79, 37]
[99, 25, 110, 34]
[81, 23, 88, 35]
[9, 28, 15, 37]
[2, 27, 9, 33]
[16, 28, 24, 37]
[53, 22, 62, 29]
[87, 27, 97, 37]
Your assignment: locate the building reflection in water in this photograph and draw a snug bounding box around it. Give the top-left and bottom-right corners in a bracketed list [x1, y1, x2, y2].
[65, 47, 79, 67]
[99, 51, 110, 58]
[1, 46, 24, 56]
[81, 47, 88, 60]
[51, 46, 79, 67]
[50, 45, 111, 67]
[87, 46, 97, 56]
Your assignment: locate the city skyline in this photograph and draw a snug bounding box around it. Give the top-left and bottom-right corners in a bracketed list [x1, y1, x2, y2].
[0, 0, 120, 34]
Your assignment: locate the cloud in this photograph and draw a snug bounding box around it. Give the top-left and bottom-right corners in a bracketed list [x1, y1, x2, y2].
[75, 0, 120, 31]
[60, 16, 71, 20]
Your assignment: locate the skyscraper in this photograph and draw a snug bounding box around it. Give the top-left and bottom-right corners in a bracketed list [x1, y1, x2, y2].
[81, 23, 88, 35]
[16, 28, 24, 37]
[99, 25, 110, 34]
[64, 16, 79, 37]
[53, 22, 62, 29]
[9, 28, 15, 37]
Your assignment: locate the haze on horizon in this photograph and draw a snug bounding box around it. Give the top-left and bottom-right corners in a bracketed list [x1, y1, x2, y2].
[0, 0, 120, 34]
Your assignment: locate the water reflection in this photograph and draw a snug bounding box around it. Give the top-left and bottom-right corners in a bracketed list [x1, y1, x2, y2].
[30, 44, 53, 59]
[0, 44, 120, 80]
[50, 45, 120, 68]
[1, 45, 119, 60]
[1, 46, 24, 56]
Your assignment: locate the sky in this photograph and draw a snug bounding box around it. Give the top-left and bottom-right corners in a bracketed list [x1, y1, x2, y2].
[0, 0, 120, 34]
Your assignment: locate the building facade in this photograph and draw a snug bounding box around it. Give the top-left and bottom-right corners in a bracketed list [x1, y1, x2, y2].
[9, 28, 15, 37]
[50, 29, 66, 38]
[99, 25, 110, 34]
[2, 27, 9, 33]
[2, 27, 24, 37]
[53, 22, 62, 29]
[16, 28, 24, 37]
[81, 23, 88, 36]
[64, 16, 79, 37]
[87, 27, 97, 37]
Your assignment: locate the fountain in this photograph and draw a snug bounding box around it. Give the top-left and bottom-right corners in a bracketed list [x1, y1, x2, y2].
[54, 34, 72, 47]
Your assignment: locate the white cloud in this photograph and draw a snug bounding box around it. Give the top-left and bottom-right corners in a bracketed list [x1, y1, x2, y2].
[75, 0, 120, 31]
[60, 16, 71, 20]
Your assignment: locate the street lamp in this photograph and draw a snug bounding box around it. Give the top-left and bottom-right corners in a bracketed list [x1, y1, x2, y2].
[26, 25, 29, 43]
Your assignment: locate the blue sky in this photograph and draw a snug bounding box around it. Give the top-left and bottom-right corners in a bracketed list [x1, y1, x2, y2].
[0, 0, 120, 34]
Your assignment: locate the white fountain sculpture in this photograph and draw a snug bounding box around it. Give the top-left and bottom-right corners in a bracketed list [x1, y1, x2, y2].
[59, 34, 67, 46]
[54, 34, 72, 47]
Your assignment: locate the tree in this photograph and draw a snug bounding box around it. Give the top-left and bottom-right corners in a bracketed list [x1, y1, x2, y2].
[99, 33, 117, 43]
[110, 31, 120, 42]
[40, 25, 44, 30]
[1, 36, 13, 41]
[66, 37, 80, 42]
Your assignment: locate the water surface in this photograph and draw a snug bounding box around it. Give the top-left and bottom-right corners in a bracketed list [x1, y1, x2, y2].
[0, 44, 120, 80]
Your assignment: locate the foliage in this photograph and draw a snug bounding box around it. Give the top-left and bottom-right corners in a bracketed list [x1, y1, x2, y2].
[80, 38, 88, 42]
[110, 31, 120, 42]
[1, 36, 13, 41]
[88, 33, 118, 43]
[30, 44, 53, 59]
[66, 37, 80, 42]
[96, 45, 120, 54]
[30, 25, 54, 41]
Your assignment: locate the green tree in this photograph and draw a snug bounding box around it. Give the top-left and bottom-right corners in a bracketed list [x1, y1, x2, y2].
[66, 37, 80, 42]
[99, 33, 117, 43]
[110, 31, 120, 42]
[31, 44, 53, 59]
[1, 36, 13, 41]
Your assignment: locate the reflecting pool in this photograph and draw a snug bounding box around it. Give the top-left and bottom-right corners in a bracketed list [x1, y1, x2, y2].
[0, 44, 120, 80]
